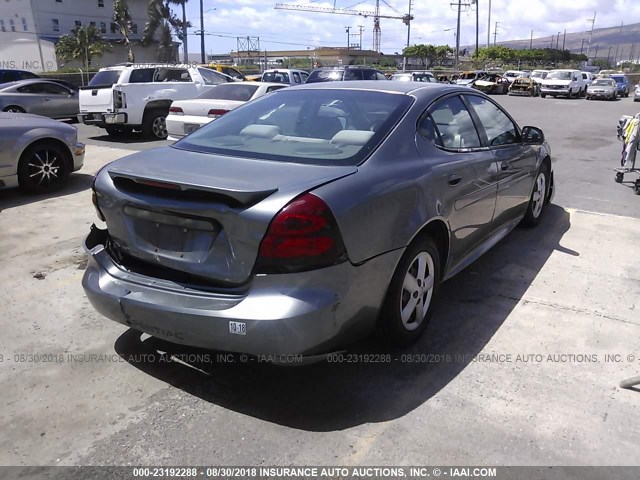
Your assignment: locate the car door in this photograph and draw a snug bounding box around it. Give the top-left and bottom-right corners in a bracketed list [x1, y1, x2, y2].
[463, 93, 538, 226]
[416, 94, 499, 267]
[41, 82, 78, 117]
[15, 82, 49, 115]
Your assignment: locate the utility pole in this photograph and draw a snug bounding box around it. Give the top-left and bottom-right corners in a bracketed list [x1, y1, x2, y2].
[346, 26, 351, 50]
[486, 0, 491, 48]
[358, 25, 364, 50]
[199, 0, 205, 64]
[550, 35, 554, 49]
[529, 30, 533, 49]
[593, 43, 599, 60]
[493, 21, 498, 46]
[580, 38, 585, 54]
[585, 11, 596, 59]
[562, 29, 566, 50]
[556, 31, 560, 50]
[613, 21, 623, 66]
[181, 2, 188, 63]
[607, 45, 612, 66]
[474, 0, 479, 58]
[455, 0, 462, 66]
[402, 0, 412, 71]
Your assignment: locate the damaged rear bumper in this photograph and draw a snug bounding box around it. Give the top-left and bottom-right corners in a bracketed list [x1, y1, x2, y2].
[81, 225, 399, 357]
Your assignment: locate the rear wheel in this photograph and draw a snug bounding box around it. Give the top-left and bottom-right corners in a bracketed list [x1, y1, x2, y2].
[142, 110, 168, 140]
[378, 236, 441, 347]
[541, 93, 546, 98]
[522, 165, 549, 227]
[18, 142, 70, 194]
[3, 105, 25, 113]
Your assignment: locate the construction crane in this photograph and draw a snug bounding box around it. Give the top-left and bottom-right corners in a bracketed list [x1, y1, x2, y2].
[274, 1, 413, 52]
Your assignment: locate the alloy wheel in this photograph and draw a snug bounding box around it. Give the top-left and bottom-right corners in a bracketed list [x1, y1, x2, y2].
[27, 149, 64, 188]
[152, 117, 167, 139]
[400, 251, 435, 331]
[531, 172, 546, 219]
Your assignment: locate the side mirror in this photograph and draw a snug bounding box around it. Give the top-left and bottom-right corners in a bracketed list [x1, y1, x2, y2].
[522, 126, 544, 145]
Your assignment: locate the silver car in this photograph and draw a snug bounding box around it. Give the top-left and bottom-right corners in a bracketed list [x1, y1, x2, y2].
[0, 79, 79, 119]
[0, 112, 85, 192]
[586, 78, 617, 101]
[83, 82, 553, 357]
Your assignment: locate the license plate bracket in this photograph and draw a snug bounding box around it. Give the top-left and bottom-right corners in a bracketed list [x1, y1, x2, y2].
[184, 123, 200, 135]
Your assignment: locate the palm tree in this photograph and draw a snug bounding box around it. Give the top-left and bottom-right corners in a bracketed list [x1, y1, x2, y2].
[55, 25, 110, 68]
[142, 0, 191, 63]
[113, 0, 135, 62]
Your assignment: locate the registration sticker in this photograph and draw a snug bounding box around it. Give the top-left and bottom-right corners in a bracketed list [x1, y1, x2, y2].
[229, 321, 246, 335]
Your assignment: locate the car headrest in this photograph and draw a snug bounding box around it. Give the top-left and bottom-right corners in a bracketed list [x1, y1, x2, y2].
[239, 124, 281, 138]
[330, 130, 375, 146]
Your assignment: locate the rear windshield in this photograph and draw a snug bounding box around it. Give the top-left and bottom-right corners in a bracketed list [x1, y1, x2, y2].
[174, 89, 413, 166]
[611, 76, 626, 84]
[592, 79, 615, 86]
[306, 70, 344, 83]
[262, 72, 290, 83]
[197, 84, 259, 101]
[89, 70, 123, 87]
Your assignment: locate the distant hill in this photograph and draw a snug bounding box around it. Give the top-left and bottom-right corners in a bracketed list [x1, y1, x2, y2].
[481, 22, 640, 62]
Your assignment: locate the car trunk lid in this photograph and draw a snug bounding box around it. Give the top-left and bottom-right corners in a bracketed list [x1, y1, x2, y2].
[96, 147, 356, 287]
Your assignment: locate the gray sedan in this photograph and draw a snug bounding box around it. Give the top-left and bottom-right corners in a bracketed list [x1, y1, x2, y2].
[586, 78, 617, 100]
[0, 79, 79, 119]
[0, 112, 85, 193]
[83, 82, 553, 357]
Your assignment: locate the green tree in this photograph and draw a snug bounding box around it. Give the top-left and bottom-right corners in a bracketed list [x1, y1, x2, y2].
[143, 0, 191, 62]
[403, 44, 437, 68]
[435, 45, 453, 65]
[55, 25, 110, 68]
[113, 0, 135, 62]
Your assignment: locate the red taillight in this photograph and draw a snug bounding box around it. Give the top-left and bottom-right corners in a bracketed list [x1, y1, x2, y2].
[169, 106, 184, 114]
[256, 193, 347, 273]
[208, 109, 229, 118]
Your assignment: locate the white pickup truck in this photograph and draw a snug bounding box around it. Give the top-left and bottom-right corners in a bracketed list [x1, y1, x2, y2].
[78, 64, 233, 139]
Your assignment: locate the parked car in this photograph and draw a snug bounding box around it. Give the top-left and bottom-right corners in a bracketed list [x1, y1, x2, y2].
[0, 69, 39, 83]
[390, 71, 437, 82]
[610, 74, 630, 97]
[78, 64, 234, 139]
[503, 70, 529, 83]
[0, 79, 79, 120]
[470, 73, 509, 94]
[581, 71, 595, 87]
[166, 82, 288, 140]
[0, 112, 84, 193]
[508, 77, 539, 96]
[306, 66, 388, 83]
[585, 78, 617, 101]
[205, 63, 246, 81]
[634, 83, 640, 102]
[83, 81, 553, 358]
[260, 69, 309, 85]
[540, 69, 586, 98]
[530, 70, 549, 85]
[455, 71, 487, 86]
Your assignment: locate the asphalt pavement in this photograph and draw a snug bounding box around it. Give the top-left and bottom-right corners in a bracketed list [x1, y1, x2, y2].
[1, 94, 640, 468]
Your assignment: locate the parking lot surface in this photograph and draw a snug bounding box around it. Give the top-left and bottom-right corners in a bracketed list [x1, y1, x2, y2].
[1, 95, 639, 466]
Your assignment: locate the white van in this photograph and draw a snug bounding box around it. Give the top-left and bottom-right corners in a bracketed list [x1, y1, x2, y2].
[540, 69, 586, 98]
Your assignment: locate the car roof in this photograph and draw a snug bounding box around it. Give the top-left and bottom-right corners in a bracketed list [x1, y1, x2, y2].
[286, 80, 464, 98]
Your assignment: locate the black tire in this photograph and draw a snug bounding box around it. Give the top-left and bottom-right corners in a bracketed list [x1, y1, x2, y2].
[105, 126, 133, 137]
[378, 236, 441, 347]
[615, 172, 624, 183]
[540, 93, 546, 98]
[522, 164, 549, 227]
[3, 105, 26, 113]
[142, 109, 168, 140]
[18, 142, 71, 194]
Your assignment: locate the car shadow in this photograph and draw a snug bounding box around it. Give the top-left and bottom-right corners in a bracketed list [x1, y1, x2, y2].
[0, 172, 93, 212]
[87, 133, 166, 145]
[113, 204, 575, 432]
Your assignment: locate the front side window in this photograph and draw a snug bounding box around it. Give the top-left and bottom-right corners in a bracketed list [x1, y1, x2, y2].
[262, 71, 290, 83]
[175, 89, 413, 166]
[465, 95, 519, 146]
[421, 96, 481, 150]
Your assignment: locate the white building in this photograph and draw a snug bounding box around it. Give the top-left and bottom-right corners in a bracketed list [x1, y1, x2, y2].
[0, 0, 174, 72]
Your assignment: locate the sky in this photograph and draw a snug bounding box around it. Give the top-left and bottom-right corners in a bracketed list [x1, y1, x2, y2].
[179, 0, 640, 55]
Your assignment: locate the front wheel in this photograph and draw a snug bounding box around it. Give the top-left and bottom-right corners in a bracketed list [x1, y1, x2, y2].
[3, 105, 25, 113]
[378, 237, 441, 347]
[105, 126, 133, 137]
[522, 166, 549, 227]
[540, 93, 546, 98]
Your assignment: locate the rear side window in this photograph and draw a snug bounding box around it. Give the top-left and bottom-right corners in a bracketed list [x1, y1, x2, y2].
[155, 68, 191, 82]
[89, 69, 123, 87]
[262, 72, 290, 83]
[198, 68, 230, 85]
[344, 69, 363, 80]
[128, 68, 155, 83]
[465, 95, 519, 146]
[421, 96, 481, 150]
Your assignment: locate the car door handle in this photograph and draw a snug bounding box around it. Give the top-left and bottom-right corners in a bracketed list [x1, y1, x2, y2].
[500, 162, 509, 171]
[448, 174, 462, 186]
